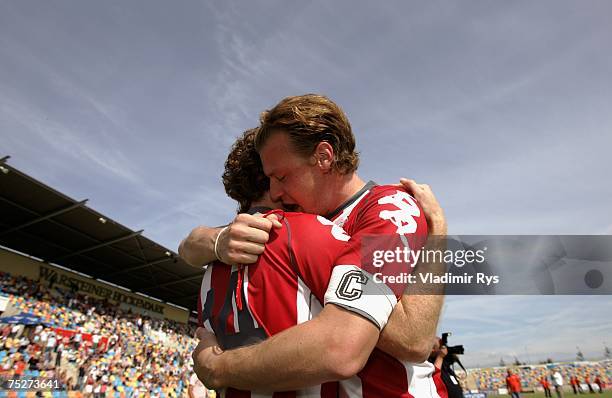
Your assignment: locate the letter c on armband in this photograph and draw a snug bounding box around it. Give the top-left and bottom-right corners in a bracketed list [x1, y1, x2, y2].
[336, 270, 368, 301]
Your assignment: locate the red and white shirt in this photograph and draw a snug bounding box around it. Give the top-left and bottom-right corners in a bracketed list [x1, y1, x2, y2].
[199, 210, 397, 398]
[326, 182, 437, 398]
[199, 182, 435, 398]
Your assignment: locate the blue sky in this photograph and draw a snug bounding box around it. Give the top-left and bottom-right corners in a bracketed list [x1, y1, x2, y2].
[1, 1, 610, 366]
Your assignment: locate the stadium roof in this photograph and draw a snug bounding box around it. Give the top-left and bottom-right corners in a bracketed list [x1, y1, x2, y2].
[0, 156, 202, 314]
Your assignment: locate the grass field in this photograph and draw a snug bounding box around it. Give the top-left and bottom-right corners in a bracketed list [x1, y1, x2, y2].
[520, 392, 612, 398]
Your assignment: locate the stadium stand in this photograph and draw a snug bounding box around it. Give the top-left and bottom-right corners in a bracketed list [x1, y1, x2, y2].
[468, 362, 610, 393]
[0, 271, 198, 396]
[0, 158, 207, 396]
[0, 157, 203, 314]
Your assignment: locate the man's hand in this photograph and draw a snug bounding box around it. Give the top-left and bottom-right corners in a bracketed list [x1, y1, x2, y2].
[189, 305, 379, 392]
[217, 213, 282, 264]
[192, 327, 224, 390]
[399, 178, 447, 236]
[179, 213, 282, 267]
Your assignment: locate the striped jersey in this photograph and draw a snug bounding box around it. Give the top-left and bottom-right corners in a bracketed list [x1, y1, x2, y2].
[199, 182, 437, 397]
[325, 182, 437, 398]
[199, 211, 397, 398]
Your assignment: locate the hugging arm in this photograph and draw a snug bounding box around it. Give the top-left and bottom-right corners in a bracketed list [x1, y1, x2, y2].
[179, 214, 281, 267]
[194, 303, 379, 391]
[375, 179, 447, 362]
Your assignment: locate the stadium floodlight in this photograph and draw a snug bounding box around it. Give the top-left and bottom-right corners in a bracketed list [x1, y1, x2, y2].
[0, 166, 9, 174]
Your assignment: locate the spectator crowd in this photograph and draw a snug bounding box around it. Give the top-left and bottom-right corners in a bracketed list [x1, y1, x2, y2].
[1, 269, 609, 398]
[470, 362, 610, 393]
[0, 271, 201, 397]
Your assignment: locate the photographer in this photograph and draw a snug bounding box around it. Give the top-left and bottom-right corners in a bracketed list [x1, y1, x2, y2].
[429, 336, 464, 398]
[430, 338, 449, 398]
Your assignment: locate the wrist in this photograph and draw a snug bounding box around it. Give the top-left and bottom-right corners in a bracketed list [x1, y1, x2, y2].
[430, 217, 447, 236]
[213, 226, 229, 262]
[210, 349, 230, 389]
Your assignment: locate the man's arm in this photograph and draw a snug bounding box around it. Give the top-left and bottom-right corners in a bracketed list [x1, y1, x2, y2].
[194, 304, 379, 391]
[179, 225, 221, 267]
[376, 255, 446, 362]
[376, 179, 447, 362]
[178, 214, 281, 267]
[434, 346, 447, 370]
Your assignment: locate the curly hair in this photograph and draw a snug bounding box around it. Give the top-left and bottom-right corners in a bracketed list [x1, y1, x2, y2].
[222, 128, 270, 213]
[255, 94, 359, 174]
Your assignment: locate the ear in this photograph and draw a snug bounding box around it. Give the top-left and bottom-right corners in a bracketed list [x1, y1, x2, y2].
[312, 141, 334, 172]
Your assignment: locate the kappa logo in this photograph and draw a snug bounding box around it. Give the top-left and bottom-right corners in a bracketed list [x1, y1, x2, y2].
[378, 190, 421, 235]
[336, 270, 367, 301]
[317, 216, 350, 242]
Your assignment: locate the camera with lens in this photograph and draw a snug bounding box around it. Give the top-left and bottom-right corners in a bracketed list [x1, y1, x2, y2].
[436, 332, 466, 398]
[441, 332, 465, 356]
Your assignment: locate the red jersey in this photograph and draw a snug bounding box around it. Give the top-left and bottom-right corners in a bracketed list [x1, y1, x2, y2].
[199, 182, 432, 397]
[327, 183, 434, 398]
[13, 360, 26, 376]
[199, 211, 397, 398]
[432, 366, 449, 398]
[506, 374, 521, 393]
